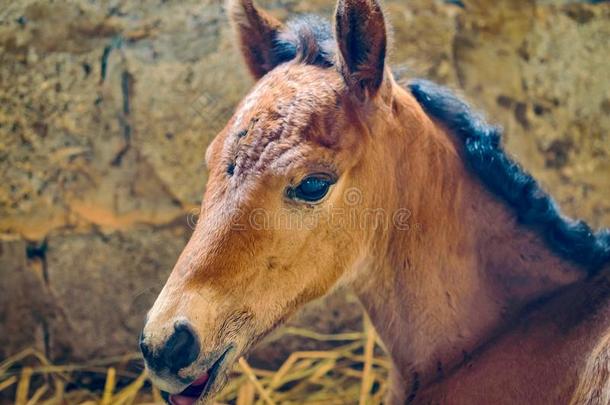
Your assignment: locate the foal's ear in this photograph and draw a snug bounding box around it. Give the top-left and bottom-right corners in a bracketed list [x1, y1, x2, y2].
[227, 0, 284, 79]
[334, 0, 387, 99]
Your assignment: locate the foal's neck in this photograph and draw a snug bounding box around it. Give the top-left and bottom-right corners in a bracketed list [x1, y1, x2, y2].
[352, 85, 586, 401]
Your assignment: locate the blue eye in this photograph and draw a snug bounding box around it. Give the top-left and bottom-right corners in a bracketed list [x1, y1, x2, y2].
[287, 174, 335, 203]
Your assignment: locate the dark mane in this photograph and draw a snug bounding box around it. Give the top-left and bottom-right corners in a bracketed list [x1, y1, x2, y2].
[408, 79, 610, 273]
[273, 15, 336, 68]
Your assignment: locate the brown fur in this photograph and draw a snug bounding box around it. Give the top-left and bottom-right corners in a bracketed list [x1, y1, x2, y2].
[142, 1, 610, 403]
[227, 0, 284, 78]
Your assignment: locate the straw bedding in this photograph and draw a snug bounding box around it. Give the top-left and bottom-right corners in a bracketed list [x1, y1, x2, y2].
[1, 320, 389, 405]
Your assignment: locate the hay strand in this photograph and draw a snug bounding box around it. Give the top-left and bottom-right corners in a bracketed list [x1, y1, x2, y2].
[238, 357, 276, 405]
[112, 370, 147, 405]
[25, 384, 48, 405]
[0, 375, 17, 392]
[236, 381, 256, 405]
[101, 366, 117, 405]
[359, 316, 376, 405]
[151, 386, 163, 403]
[15, 367, 33, 405]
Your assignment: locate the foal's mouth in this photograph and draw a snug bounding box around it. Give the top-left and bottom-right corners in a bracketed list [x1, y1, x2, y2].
[163, 346, 233, 405]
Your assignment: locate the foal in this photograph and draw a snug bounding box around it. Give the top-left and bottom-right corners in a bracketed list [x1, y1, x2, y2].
[140, 0, 610, 404]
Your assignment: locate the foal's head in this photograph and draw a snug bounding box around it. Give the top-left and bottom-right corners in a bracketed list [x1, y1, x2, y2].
[141, 0, 398, 402]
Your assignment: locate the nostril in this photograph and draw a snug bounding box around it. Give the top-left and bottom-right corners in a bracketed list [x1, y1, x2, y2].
[163, 321, 200, 373]
[139, 321, 200, 374]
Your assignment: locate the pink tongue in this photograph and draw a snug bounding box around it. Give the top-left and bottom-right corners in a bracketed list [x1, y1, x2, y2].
[169, 395, 198, 405]
[168, 373, 209, 405]
[191, 373, 209, 387]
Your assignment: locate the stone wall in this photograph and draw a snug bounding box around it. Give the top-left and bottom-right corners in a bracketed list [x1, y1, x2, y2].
[0, 0, 608, 366]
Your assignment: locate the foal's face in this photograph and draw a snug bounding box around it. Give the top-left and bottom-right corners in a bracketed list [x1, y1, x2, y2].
[144, 62, 372, 396]
[141, 0, 389, 403]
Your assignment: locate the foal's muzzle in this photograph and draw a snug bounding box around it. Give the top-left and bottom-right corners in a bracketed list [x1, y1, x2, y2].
[140, 321, 201, 375]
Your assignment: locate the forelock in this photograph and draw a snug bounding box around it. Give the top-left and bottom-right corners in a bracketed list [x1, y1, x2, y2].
[272, 15, 336, 69]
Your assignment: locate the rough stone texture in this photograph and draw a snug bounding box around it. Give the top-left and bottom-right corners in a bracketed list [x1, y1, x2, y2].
[0, 239, 52, 360]
[0, 0, 609, 366]
[43, 226, 191, 361]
